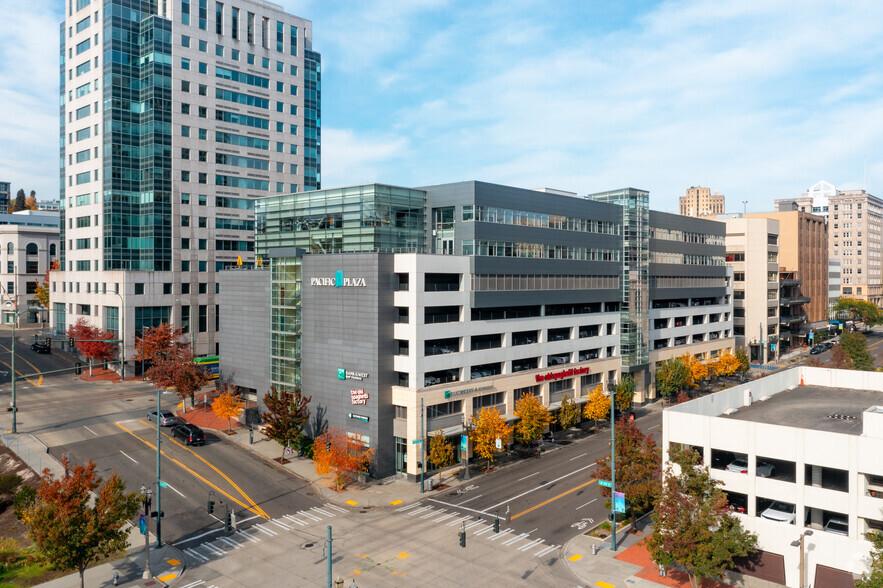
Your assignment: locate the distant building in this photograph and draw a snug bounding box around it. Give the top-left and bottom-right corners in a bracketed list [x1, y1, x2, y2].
[0, 182, 9, 213]
[680, 186, 725, 218]
[37, 200, 61, 212]
[0, 211, 60, 326]
[828, 259, 842, 316]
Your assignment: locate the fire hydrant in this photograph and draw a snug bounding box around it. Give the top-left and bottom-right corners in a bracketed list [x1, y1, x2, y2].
[113, 571, 119, 586]
[591, 543, 598, 556]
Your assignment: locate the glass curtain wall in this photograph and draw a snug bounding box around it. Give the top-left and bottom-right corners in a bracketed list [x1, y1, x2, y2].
[270, 256, 302, 389]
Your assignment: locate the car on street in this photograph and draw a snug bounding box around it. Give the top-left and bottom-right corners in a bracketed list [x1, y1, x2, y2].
[31, 342, 51, 354]
[171, 423, 205, 446]
[824, 341, 835, 350]
[147, 410, 178, 426]
[760, 501, 796, 523]
[810, 346, 823, 355]
[824, 518, 848, 536]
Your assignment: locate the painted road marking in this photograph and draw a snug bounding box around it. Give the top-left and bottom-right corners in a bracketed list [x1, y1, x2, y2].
[166, 558, 181, 566]
[313, 507, 335, 517]
[163, 481, 186, 499]
[576, 499, 597, 510]
[177, 528, 224, 546]
[447, 515, 473, 527]
[409, 505, 433, 516]
[568, 554, 583, 562]
[270, 519, 292, 531]
[464, 520, 484, 530]
[396, 503, 419, 512]
[253, 524, 278, 537]
[397, 552, 408, 559]
[595, 581, 614, 588]
[217, 536, 242, 549]
[83, 425, 98, 436]
[519, 538, 544, 552]
[649, 424, 660, 430]
[536, 544, 559, 557]
[568, 452, 588, 461]
[390, 500, 404, 506]
[457, 494, 483, 505]
[503, 532, 530, 546]
[202, 543, 225, 556]
[433, 513, 456, 523]
[511, 479, 596, 520]
[157, 573, 177, 582]
[298, 510, 322, 521]
[180, 579, 207, 587]
[237, 530, 260, 543]
[474, 526, 494, 536]
[428, 498, 498, 519]
[487, 462, 596, 511]
[120, 451, 137, 463]
[421, 508, 443, 519]
[487, 528, 513, 542]
[326, 504, 349, 513]
[282, 514, 308, 526]
[518, 471, 540, 481]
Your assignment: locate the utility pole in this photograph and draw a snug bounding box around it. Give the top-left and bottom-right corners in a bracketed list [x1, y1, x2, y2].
[326, 525, 333, 588]
[155, 387, 163, 548]
[609, 379, 617, 552]
[420, 397, 425, 493]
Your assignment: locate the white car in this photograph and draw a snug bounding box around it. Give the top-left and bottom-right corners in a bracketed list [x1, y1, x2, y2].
[760, 501, 796, 524]
[725, 458, 775, 477]
[824, 518, 848, 536]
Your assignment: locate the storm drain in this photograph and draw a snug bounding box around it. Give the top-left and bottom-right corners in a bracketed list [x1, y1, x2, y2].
[301, 542, 316, 550]
[827, 414, 858, 421]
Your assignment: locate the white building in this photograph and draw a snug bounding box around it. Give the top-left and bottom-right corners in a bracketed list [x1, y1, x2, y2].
[52, 0, 319, 359]
[0, 211, 60, 326]
[662, 366, 882, 587]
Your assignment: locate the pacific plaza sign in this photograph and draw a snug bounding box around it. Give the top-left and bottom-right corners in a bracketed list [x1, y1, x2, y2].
[310, 270, 367, 288]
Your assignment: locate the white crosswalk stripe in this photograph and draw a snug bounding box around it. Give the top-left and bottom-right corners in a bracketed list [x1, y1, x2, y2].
[421, 508, 444, 519]
[180, 580, 206, 588]
[237, 530, 260, 543]
[312, 507, 335, 518]
[535, 544, 559, 557]
[218, 536, 242, 549]
[447, 515, 472, 527]
[474, 526, 494, 536]
[519, 538, 544, 552]
[270, 519, 292, 531]
[253, 523, 278, 536]
[298, 510, 322, 521]
[283, 514, 308, 526]
[486, 528, 512, 542]
[396, 503, 420, 512]
[464, 520, 484, 530]
[503, 532, 529, 546]
[202, 542, 226, 556]
[325, 503, 348, 513]
[184, 548, 210, 563]
[433, 512, 456, 523]
[409, 506, 433, 517]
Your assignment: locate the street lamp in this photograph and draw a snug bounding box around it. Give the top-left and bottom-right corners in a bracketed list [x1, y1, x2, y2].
[4, 301, 28, 434]
[790, 529, 813, 588]
[140, 485, 153, 579]
[608, 379, 617, 552]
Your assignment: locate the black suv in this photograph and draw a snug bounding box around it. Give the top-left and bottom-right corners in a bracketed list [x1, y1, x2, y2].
[31, 342, 51, 354]
[171, 423, 205, 446]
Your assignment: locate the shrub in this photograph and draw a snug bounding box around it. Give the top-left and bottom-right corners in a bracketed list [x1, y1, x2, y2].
[0, 473, 22, 495]
[14, 485, 36, 520]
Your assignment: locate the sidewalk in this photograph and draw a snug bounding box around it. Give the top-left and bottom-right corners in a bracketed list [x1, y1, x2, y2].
[36, 543, 187, 588]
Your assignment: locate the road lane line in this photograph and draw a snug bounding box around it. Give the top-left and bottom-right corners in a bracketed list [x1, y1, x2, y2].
[568, 452, 587, 461]
[163, 482, 186, 499]
[510, 479, 597, 520]
[456, 494, 483, 505]
[120, 451, 137, 463]
[428, 498, 498, 519]
[176, 528, 224, 546]
[0, 344, 43, 386]
[518, 472, 539, 481]
[487, 462, 596, 512]
[535, 544, 559, 557]
[575, 499, 597, 510]
[649, 425, 660, 430]
[238, 514, 260, 524]
[83, 425, 98, 436]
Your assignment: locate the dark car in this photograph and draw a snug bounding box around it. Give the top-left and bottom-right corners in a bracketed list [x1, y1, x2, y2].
[171, 423, 205, 446]
[810, 346, 823, 355]
[31, 342, 51, 354]
[824, 341, 834, 350]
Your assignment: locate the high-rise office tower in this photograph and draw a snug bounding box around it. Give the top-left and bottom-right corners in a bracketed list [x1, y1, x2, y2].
[679, 186, 725, 218]
[53, 0, 320, 359]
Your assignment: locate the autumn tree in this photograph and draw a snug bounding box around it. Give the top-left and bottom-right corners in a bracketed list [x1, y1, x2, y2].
[857, 531, 883, 587]
[655, 358, 689, 398]
[557, 393, 581, 430]
[212, 391, 244, 433]
[24, 191, 38, 211]
[469, 407, 513, 470]
[615, 375, 635, 411]
[680, 353, 708, 389]
[592, 417, 661, 517]
[583, 385, 610, 425]
[428, 430, 456, 482]
[313, 426, 375, 490]
[67, 318, 116, 375]
[34, 259, 59, 314]
[839, 331, 875, 370]
[833, 297, 883, 327]
[134, 323, 188, 366]
[261, 385, 311, 461]
[735, 347, 750, 374]
[149, 352, 211, 411]
[24, 455, 140, 588]
[9, 189, 25, 213]
[647, 445, 757, 588]
[514, 394, 554, 445]
[713, 349, 740, 378]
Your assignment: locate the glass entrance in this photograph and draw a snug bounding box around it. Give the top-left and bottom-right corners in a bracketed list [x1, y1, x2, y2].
[395, 436, 407, 475]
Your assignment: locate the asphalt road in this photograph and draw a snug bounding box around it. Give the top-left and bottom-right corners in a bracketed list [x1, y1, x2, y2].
[396, 408, 663, 550]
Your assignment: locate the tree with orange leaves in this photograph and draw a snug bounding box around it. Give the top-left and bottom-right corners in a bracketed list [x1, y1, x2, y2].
[313, 426, 375, 490]
[583, 384, 610, 424]
[212, 391, 244, 433]
[469, 407, 513, 470]
[679, 353, 708, 389]
[713, 349, 740, 378]
[34, 259, 59, 312]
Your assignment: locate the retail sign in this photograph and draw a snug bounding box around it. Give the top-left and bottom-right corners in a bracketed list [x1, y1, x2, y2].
[348, 413, 369, 422]
[460, 435, 468, 451]
[351, 388, 369, 405]
[444, 385, 494, 399]
[535, 366, 590, 383]
[310, 270, 367, 288]
[613, 491, 626, 514]
[338, 369, 369, 381]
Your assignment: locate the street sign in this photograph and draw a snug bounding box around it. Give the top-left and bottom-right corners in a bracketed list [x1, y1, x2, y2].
[495, 438, 502, 450]
[598, 480, 612, 488]
[158, 481, 168, 488]
[460, 435, 468, 451]
[614, 491, 626, 514]
[411, 439, 422, 444]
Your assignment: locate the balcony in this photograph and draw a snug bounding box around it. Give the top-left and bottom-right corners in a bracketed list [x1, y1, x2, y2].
[779, 296, 810, 306]
[779, 314, 807, 325]
[780, 278, 802, 287]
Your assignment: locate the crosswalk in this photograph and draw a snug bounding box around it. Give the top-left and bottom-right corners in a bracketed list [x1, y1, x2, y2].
[393, 502, 560, 557]
[180, 503, 348, 566]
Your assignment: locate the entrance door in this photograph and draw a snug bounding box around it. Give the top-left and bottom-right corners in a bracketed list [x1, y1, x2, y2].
[395, 437, 407, 475]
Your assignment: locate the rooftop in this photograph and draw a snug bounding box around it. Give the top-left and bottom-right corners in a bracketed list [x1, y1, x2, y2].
[720, 385, 880, 436]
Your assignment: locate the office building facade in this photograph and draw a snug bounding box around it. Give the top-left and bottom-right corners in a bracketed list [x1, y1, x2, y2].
[0, 182, 10, 213]
[51, 0, 319, 359]
[0, 211, 61, 326]
[679, 186, 725, 218]
[222, 181, 733, 479]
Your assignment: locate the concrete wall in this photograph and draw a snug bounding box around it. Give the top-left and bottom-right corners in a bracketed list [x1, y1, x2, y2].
[219, 268, 270, 396]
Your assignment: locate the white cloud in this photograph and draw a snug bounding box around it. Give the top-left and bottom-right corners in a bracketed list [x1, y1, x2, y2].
[320, 128, 409, 188]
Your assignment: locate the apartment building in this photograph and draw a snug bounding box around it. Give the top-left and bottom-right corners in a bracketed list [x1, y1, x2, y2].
[51, 0, 320, 360]
[0, 211, 61, 326]
[0, 182, 10, 213]
[679, 186, 725, 218]
[221, 181, 733, 478]
[663, 367, 882, 587]
[726, 217, 780, 363]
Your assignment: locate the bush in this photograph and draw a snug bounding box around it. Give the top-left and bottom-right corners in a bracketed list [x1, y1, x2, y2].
[0, 473, 22, 495]
[677, 390, 690, 404]
[297, 434, 314, 458]
[14, 485, 36, 520]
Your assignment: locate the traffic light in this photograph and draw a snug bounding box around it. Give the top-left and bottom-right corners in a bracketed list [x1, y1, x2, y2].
[224, 510, 232, 532]
[69, 337, 75, 348]
[46, 337, 51, 346]
[207, 500, 215, 515]
[459, 530, 466, 548]
[493, 517, 500, 533]
[326, 440, 331, 452]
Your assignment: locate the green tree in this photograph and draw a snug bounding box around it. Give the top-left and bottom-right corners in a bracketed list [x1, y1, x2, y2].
[24, 455, 140, 588]
[655, 358, 689, 397]
[9, 188, 26, 213]
[615, 375, 636, 411]
[833, 297, 883, 327]
[514, 394, 555, 445]
[735, 347, 750, 374]
[647, 445, 757, 588]
[428, 430, 456, 482]
[557, 393, 581, 430]
[856, 531, 883, 587]
[591, 417, 661, 517]
[261, 385, 312, 461]
[839, 331, 874, 370]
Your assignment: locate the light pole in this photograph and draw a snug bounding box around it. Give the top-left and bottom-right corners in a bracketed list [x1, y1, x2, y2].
[462, 415, 474, 481]
[110, 290, 125, 380]
[608, 379, 617, 552]
[4, 302, 28, 434]
[155, 386, 163, 548]
[790, 529, 813, 588]
[140, 485, 152, 579]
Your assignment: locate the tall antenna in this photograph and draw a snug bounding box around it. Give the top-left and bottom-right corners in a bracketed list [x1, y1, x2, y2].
[742, 200, 748, 215]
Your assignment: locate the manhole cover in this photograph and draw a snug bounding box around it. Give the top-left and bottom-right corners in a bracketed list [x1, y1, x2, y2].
[301, 542, 315, 549]
[126, 399, 133, 402]
[306, 492, 314, 496]
[359, 510, 367, 514]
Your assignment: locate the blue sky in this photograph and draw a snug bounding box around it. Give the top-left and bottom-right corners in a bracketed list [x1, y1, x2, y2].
[2, 0, 883, 213]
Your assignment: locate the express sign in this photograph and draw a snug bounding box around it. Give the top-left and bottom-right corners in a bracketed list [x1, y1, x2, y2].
[535, 366, 590, 383]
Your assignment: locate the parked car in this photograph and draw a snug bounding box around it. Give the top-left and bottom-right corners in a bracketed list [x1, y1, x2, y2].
[760, 501, 796, 523]
[726, 458, 750, 474]
[147, 410, 178, 426]
[171, 423, 205, 446]
[810, 346, 823, 355]
[31, 342, 51, 354]
[726, 458, 775, 477]
[756, 461, 776, 477]
[424, 376, 440, 386]
[711, 451, 737, 469]
[824, 341, 834, 350]
[726, 492, 748, 514]
[824, 518, 848, 536]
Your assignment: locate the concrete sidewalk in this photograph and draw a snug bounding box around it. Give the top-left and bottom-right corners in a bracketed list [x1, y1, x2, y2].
[37, 543, 187, 588]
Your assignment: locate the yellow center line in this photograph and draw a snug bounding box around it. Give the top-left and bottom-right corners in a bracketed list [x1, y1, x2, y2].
[510, 479, 597, 521]
[114, 422, 269, 519]
[149, 419, 270, 519]
[0, 343, 44, 386]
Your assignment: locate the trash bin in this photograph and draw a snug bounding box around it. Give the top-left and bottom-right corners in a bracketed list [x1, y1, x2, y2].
[427, 478, 434, 491]
[75, 362, 82, 375]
